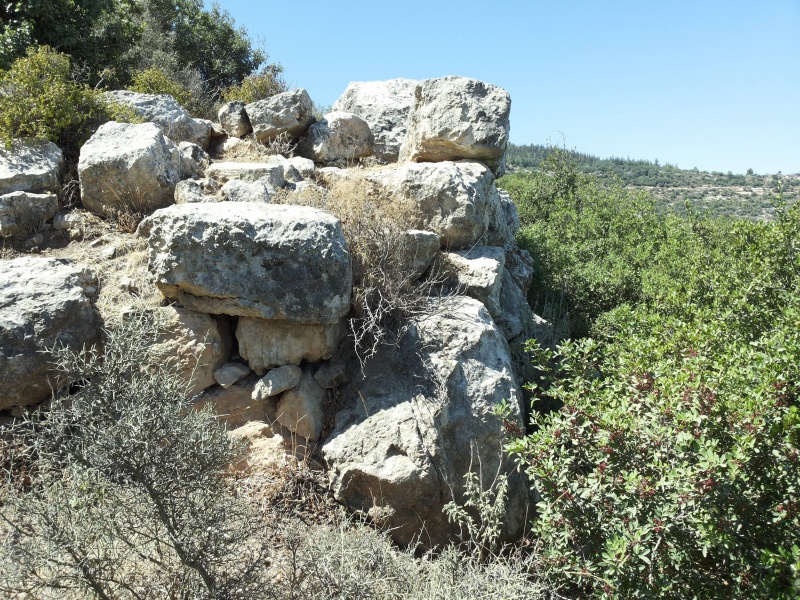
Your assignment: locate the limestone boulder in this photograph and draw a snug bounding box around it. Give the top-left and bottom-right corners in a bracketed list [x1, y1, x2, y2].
[322, 297, 528, 548]
[434, 246, 505, 317]
[297, 111, 374, 165]
[105, 90, 212, 149]
[218, 101, 252, 138]
[138, 202, 352, 322]
[332, 78, 417, 162]
[213, 362, 251, 388]
[150, 306, 231, 397]
[78, 122, 181, 217]
[220, 179, 274, 203]
[0, 257, 100, 410]
[399, 229, 440, 281]
[399, 76, 510, 177]
[245, 88, 314, 143]
[252, 364, 303, 400]
[276, 367, 326, 441]
[0, 139, 64, 196]
[236, 318, 343, 375]
[177, 142, 209, 179]
[0, 191, 58, 237]
[205, 161, 285, 189]
[366, 160, 502, 249]
[175, 179, 217, 204]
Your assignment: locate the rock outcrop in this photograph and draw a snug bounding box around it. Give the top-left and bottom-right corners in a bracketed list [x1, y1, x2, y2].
[0, 257, 100, 409]
[323, 297, 528, 548]
[298, 111, 374, 165]
[399, 76, 510, 177]
[246, 88, 315, 143]
[332, 78, 418, 162]
[218, 101, 252, 138]
[78, 122, 181, 217]
[105, 90, 212, 149]
[0, 191, 58, 237]
[0, 139, 64, 196]
[138, 202, 351, 322]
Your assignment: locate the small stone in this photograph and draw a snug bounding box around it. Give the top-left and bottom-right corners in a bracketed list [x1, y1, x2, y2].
[252, 365, 302, 401]
[213, 362, 252, 388]
[53, 212, 83, 231]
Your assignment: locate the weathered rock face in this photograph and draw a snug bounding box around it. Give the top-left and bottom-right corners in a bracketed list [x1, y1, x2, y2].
[322, 297, 528, 548]
[0, 257, 100, 410]
[398, 76, 510, 177]
[0, 139, 64, 196]
[366, 160, 501, 249]
[298, 111, 374, 165]
[435, 246, 506, 317]
[332, 78, 418, 163]
[105, 90, 212, 149]
[138, 202, 352, 322]
[0, 191, 58, 237]
[220, 179, 274, 203]
[236, 318, 343, 375]
[205, 161, 285, 189]
[175, 178, 216, 204]
[276, 367, 326, 441]
[194, 379, 267, 429]
[218, 101, 252, 138]
[150, 306, 231, 397]
[79, 122, 181, 217]
[399, 229, 441, 281]
[252, 364, 302, 400]
[177, 141, 210, 179]
[245, 88, 314, 143]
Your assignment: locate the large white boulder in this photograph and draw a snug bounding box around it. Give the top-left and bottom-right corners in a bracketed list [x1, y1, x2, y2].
[0, 139, 64, 196]
[0, 257, 100, 410]
[245, 88, 315, 143]
[399, 76, 510, 177]
[105, 90, 212, 149]
[0, 191, 58, 237]
[138, 202, 352, 322]
[332, 78, 418, 163]
[78, 121, 181, 217]
[365, 160, 502, 249]
[297, 111, 374, 165]
[322, 297, 528, 548]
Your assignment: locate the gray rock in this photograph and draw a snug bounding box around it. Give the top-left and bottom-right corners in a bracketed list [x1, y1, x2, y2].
[213, 362, 252, 388]
[150, 306, 231, 397]
[105, 90, 212, 149]
[0, 257, 100, 410]
[277, 368, 326, 441]
[177, 141, 209, 179]
[139, 202, 352, 322]
[175, 179, 214, 204]
[252, 364, 303, 400]
[287, 156, 315, 179]
[78, 122, 181, 217]
[218, 101, 252, 138]
[365, 160, 502, 249]
[332, 78, 418, 163]
[485, 189, 521, 247]
[314, 362, 349, 389]
[194, 379, 266, 429]
[245, 88, 315, 143]
[53, 212, 83, 231]
[400, 229, 440, 280]
[322, 297, 527, 548]
[237, 318, 344, 375]
[220, 179, 274, 203]
[205, 161, 285, 189]
[0, 139, 64, 196]
[399, 76, 510, 177]
[0, 191, 58, 237]
[298, 111, 374, 165]
[435, 246, 506, 317]
[496, 269, 535, 342]
[505, 246, 534, 296]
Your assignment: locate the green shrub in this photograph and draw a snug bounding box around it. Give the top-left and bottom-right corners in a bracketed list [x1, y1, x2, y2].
[220, 64, 286, 104]
[0, 45, 138, 153]
[507, 206, 800, 598]
[129, 66, 194, 108]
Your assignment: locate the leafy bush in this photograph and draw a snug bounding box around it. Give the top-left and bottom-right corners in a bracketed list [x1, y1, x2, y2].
[0, 312, 269, 598]
[507, 205, 800, 597]
[220, 64, 287, 104]
[0, 46, 138, 152]
[129, 66, 194, 109]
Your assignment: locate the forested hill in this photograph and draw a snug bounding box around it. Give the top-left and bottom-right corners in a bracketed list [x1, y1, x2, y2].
[506, 143, 800, 220]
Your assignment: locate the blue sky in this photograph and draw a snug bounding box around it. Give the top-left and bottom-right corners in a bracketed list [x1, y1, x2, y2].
[211, 0, 799, 174]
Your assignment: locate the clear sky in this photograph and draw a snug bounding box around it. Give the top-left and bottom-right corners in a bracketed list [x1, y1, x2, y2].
[210, 0, 799, 175]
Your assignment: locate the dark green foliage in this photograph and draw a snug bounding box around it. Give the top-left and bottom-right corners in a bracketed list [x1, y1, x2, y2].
[504, 155, 800, 597]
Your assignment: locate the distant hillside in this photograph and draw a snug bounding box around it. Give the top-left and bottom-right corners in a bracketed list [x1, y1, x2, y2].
[506, 143, 800, 220]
